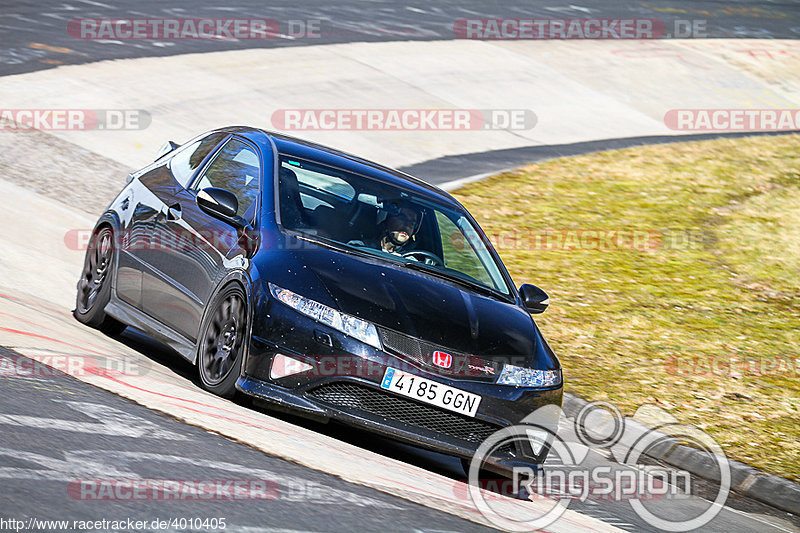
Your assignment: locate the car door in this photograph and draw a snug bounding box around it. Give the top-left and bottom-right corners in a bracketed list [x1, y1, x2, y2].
[116, 133, 224, 309]
[115, 172, 162, 310]
[142, 135, 262, 342]
[121, 132, 227, 312]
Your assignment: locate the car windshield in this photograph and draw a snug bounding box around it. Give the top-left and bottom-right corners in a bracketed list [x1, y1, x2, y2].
[277, 156, 511, 296]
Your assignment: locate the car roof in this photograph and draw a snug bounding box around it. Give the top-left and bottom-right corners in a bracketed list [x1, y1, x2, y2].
[214, 126, 461, 207]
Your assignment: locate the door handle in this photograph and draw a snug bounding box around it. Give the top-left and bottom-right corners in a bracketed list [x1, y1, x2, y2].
[163, 203, 182, 221]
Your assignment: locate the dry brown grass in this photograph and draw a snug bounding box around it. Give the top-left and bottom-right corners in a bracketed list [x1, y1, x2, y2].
[454, 134, 800, 481]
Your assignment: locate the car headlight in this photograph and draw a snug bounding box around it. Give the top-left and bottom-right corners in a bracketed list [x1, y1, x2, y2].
[497, 364, 561, 387]
[269, 283, 382, 350]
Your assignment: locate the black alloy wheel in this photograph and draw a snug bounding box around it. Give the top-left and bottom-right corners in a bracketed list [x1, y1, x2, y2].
[198, 284, 247, 398]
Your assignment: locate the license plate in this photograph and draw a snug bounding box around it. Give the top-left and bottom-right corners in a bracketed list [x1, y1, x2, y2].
[380, 367, 481, 417]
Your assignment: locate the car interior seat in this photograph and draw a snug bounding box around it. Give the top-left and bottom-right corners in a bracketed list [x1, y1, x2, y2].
[278, 167, 307, 228]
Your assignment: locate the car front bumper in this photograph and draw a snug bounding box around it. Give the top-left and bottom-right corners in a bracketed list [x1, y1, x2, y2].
[238, 304, 563, 475]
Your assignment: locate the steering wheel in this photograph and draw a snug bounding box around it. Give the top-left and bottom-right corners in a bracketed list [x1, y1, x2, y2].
[402, 250, 444, 267]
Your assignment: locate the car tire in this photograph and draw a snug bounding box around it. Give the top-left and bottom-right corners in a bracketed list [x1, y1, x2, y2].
[197, 283, 248, 398]
[75, 225, 126, 336]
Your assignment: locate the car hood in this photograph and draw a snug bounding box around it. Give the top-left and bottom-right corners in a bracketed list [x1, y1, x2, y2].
[269, 246, 559, 369]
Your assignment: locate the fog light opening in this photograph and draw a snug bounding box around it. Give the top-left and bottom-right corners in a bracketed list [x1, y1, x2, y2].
[526, 428, 549, 455]
[270, 353, 312, 379]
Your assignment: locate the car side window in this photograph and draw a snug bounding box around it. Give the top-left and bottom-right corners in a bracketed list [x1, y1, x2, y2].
[291, 164, 355, 203]
[169, 132, 227, 187]
[435, 211, 494, 286]
[192, 137, 261, 224]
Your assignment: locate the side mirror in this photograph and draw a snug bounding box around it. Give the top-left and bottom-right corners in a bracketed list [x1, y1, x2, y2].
[519, 284, 549, 314]
[197, 187, 239, 223]
[155, 140, 180, 161]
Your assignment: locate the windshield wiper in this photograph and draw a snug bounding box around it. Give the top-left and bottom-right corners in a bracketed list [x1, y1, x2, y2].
[401, 261, 508, 301]
[295, 233, 344, 251]
[294, 233, 387, 261]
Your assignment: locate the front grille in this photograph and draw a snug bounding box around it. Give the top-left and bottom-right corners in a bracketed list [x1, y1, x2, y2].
[308, 382, 513, 454]
[378, 327, 500, 381]
[378, 328, 423, 363]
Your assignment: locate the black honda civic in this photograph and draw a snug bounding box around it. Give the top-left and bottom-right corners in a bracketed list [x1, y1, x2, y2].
[75, 126, 562, 474]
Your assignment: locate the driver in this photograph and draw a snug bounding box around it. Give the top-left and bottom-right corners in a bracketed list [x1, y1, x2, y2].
[350, 200, 421, 256]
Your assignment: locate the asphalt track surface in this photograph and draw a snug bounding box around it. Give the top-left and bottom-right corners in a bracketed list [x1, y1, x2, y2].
[1, 1, 800, 532]
[0, 0, 798, 75]
[2, 324, 798, 533]
[0, 346, 498, 533]
[400, 131, 800, 186]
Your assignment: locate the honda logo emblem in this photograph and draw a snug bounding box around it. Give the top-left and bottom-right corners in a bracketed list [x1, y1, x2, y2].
[432, 351, 452, 369]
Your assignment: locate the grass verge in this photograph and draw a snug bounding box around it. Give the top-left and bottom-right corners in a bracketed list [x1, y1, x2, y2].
[453, 134, 800, 481]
